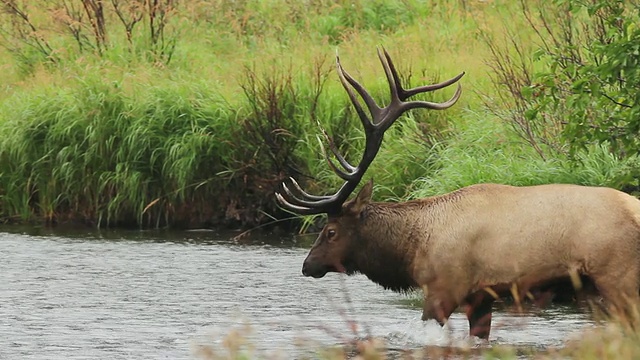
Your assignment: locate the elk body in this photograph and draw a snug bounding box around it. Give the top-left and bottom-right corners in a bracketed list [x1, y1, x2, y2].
[276, 49, 640, 340]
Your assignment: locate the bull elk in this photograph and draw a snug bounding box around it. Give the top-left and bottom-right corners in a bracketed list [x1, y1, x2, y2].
[275, 48, 640, 340]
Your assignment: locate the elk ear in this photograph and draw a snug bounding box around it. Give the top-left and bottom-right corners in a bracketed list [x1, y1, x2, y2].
[350, 179, 373, 215]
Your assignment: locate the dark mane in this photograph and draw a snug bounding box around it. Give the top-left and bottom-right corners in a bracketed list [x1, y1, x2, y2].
[342, 189, 475, 292]
[346, 249, 418, 293]
[343, 202, 436, 293]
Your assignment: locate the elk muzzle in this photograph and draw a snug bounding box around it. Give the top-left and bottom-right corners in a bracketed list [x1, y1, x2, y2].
[301, 249, 348, 278]
[301, 256, 329, 278]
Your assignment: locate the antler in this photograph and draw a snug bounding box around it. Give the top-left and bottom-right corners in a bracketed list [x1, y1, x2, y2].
[276, 47, 465, 215]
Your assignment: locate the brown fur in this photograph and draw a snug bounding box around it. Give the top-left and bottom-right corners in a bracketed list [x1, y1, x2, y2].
[301, 181, 640, 340]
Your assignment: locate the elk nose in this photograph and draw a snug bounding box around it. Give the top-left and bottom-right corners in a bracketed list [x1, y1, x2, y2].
[302, 258, 314, 276]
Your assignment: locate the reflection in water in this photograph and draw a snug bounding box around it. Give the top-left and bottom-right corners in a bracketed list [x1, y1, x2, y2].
[0, 229, 593, 359]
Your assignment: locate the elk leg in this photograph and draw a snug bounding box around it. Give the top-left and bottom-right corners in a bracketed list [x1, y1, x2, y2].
[465, 292, 495, 340]
[422, 294, 457, 327]
[592, 271, 640, 318]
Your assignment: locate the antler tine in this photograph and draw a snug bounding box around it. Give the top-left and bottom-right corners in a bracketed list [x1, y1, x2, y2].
[380, 47, 465, 100]
[277, 179, 357, 215]
[320, 130, 356, 174]
[276, 179, 334, 215]
[318, 134, 358, 181]
[403, 72, 465, 98]
[336, 56, 380, 129]
[277, 187, 312, 208]
[275, 192, 322, 215]
[325, 150, 356, 181]
[406, 83, 463, 110]
[378, 47, 402, 104]
[284, 177, 330, 201]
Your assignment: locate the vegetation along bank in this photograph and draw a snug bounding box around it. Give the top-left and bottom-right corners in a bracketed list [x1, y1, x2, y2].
[0, 0, 638, 230]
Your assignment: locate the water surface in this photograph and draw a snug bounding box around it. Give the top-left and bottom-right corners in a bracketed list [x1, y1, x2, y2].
[0, 228, 593, 359]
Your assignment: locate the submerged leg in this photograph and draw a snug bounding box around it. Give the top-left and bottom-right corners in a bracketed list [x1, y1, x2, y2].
[465, 292, 495, 340]
[592, 272, 640, 320]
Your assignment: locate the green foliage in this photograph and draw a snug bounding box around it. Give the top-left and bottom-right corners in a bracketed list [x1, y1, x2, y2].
[2, 0, 640, 228]
[309, 0, 431, 44]
[1, 56, 427, 228]
[525, 1, 640, 158]
[0, 77, 238, 227]
[408, 112, 638, 199]
[0, 0, 433, 73]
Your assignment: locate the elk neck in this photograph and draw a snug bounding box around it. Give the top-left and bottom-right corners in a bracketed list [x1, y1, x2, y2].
[346, 201, 434, 293]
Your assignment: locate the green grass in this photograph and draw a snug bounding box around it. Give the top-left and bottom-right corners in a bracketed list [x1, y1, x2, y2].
[0, 0, 637, 229]
[0, 75, 237, 226]
[407, 110, 638, 199]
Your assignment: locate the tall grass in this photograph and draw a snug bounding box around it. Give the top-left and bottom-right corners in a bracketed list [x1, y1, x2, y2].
[408, 110, 639, 200]
[0, 74, 235, 226]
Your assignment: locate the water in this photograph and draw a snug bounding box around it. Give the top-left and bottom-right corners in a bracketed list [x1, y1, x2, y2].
[0, 228, 594, 359]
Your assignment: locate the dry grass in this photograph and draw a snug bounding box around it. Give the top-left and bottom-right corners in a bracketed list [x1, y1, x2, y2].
[190, 299, 640, 360]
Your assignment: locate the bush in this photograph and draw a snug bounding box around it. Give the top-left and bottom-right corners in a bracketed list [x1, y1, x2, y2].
[485, 0, 640, 191]
[527, 1, 640, 159]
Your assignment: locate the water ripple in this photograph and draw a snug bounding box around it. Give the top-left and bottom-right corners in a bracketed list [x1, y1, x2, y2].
[0, 231, 593, 359]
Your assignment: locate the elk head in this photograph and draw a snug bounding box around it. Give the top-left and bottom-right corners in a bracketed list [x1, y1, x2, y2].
[275, 48, 464, 278]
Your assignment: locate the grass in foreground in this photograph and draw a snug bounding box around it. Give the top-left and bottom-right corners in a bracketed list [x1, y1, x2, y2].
[191, 301, 640, 359]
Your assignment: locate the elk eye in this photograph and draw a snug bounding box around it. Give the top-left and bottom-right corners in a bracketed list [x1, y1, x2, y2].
[327, 229, 336, 239]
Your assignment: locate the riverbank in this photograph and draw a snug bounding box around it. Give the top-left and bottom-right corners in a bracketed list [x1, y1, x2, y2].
[1, 1, 637, 229]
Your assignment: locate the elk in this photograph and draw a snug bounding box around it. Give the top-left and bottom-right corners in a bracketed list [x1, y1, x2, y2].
[275, 48, 640, 340]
